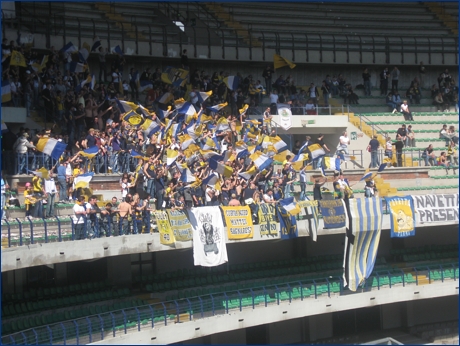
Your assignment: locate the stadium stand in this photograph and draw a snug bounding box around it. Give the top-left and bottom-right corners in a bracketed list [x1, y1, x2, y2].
[1, 1, 458, 345]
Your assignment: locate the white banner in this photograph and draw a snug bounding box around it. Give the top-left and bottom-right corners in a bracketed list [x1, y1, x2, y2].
[412, 194, 459, 224]
[277, 103, 292, 131]
[189, 206, 228, 267]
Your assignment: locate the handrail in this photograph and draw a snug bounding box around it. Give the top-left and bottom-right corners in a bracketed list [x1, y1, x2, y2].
[2, 262, 458, 344]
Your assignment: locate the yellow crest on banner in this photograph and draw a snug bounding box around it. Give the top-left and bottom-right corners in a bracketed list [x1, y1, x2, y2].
[154, 211, 175, 245]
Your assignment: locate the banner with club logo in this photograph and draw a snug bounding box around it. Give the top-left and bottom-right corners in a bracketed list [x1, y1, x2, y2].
[154, 211, 175, 245]
[189, 207, 228, 267]
[385, 196, 416, 238]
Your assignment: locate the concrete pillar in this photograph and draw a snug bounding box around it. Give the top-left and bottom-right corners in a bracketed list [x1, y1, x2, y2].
[381, 303, 403, 330]
[14, 268, 27, 292]
[1, 271, 16, 294]
[107, 254, 132, 286]
[209, 328, 246, 344]
[54, 263, 67, 286]
[309, 313, 333, 342]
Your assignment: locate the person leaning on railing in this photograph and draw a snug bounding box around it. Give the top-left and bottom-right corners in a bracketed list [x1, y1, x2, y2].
[72, 196, 87, 240]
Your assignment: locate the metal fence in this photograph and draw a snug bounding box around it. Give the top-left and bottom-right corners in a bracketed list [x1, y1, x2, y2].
[1, 263, 458, 345]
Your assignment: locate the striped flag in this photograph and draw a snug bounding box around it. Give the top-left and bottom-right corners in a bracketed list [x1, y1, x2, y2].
[36, 138, 67, 160]
[208, 102, 227, 113]
[161, 66, 189, 87]
[141, 118, 161, 138]
[166, 149, 179, 167]
[324, 157, 341, 171]
[307, 143, 326, 160]
[31, 55, 48, 72]
[250, 151, 273, 171]
[359, 170, 374, 181]
[91, 39, 101, 52]
[262, 136, 288, 153]
[29, 167, 50, 180]
[223, 75, 240, 90]
[139, 80, 153, 93]
[1, 81, 11, 103]
[238, 165, 258, 180]
[60, 42, 78, 61]
[202, 172, 219, 187]
[215, 117, 230, 132]
[80, 146, 99, 159]
[74, 172, 94, 189]
[1, 122, 8, 134]
[209, 160, 233, 178]
[197, 90, 212, 103]
[344, 197, 383, 291]
[117, 100, 139, 114]
[69, 61, 86, 73]
[279, 197, 301, 216]
[90, 74, 96, 90]
[179, 134, 195, 150]
[180, 168, 196, 183]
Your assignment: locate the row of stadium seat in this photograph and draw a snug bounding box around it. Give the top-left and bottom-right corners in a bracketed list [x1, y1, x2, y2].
[2, 280, 112, 305]
[432, 175, 459, 179]
[2, 288, 130, 320]
[368, 121, 449, 125]
[2, 299, 144, 336]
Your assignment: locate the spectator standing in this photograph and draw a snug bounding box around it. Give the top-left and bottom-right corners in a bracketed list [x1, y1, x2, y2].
[98, 47, 108, 83]
[384, 137, 393, 164]
[418, 61, 426, 87]
[44, 171, 57, 218]
[57, 160, 67, 202]
[380, 67, 389, 95]
[321, 81, 330, 106]
[391, 66, 400, 92]
[392, 138, 404, 167]
[262, 65, 274, 94]
[337, 131, 350, 155]
[368, 135, 380, 168]
[313, 176, 327, 201]
[180, 49, 189, 70]
[362, 68, 371, 96]
[72, 196, 87, 240]
[1, 175, 8, 220]
[13, 132, 36, 174]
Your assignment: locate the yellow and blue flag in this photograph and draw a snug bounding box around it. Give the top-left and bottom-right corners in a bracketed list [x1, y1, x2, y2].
[344, 197, 383, 291]
[36, 138, 67, 160]
[80, 146, 99, 159]
[161, 66, 189, 87]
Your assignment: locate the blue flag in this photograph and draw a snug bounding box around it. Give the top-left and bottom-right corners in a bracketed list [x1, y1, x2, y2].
[276, 205, 298, 239]
[319, 199, 347, 229]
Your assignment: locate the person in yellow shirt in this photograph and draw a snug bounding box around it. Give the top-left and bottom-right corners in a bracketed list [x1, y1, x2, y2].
[31, 174, 45, 218]
[24, 182, 35, 217]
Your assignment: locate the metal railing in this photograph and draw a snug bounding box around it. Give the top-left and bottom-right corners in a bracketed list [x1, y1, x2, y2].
[1, 262, 457, 345]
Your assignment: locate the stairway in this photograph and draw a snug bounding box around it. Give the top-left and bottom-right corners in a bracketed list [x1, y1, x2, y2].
[94, 2, 146, 41]
[203, 3, 261, 47]
[424, 2, 458, 35]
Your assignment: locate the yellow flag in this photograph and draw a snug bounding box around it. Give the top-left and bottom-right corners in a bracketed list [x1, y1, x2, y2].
[10, 50, 27, 67]
[273, 54, 296, 70]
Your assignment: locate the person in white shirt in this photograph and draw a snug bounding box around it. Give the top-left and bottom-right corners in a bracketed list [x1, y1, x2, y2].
[10, 77, 23, 107]
[112, 69, 121, 83]
[44, 172, 57, 218]
[72, 196, 87, 240]
[337, 131, 350, 155]
[263, 189, 276, 204]
[269, 90, 279, 114]
[400, 100, 413, 121]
